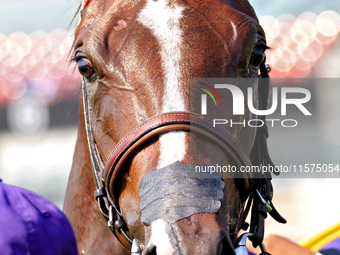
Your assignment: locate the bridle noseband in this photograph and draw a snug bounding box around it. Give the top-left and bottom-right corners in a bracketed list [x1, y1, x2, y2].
[81, 61, 286, 254]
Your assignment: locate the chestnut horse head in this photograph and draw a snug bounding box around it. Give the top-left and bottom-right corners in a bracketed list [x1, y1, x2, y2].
[64, 0, 285, 254]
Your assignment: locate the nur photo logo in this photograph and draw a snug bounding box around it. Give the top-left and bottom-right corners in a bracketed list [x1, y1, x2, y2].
[197, 80, 312, 128]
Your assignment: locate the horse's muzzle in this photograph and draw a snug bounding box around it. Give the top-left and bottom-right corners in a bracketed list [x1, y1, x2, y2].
[139, 161, 225, 225]
[137, 161, 240, 255]
[139, 219, 236, 255]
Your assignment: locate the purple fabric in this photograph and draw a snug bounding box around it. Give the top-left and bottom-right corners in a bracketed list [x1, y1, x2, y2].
[248, 252, 257, 255]
[321, 236, 340, 251]
[0, 180, 78, 255]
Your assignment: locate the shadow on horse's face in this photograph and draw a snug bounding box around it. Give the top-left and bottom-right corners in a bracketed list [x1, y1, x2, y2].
[71, 0, 267, 254]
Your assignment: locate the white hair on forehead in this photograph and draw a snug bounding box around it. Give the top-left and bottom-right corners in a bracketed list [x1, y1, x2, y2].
[137, 0, 187, 168]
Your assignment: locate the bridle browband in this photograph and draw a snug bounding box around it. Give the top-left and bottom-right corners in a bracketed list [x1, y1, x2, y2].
[81, 60, 286, 253]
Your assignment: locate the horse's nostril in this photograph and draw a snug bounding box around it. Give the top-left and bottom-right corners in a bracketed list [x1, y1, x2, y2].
[143, 244, 157, 255]
[217, 240, 223, 255]
[221, 236, 236, 255]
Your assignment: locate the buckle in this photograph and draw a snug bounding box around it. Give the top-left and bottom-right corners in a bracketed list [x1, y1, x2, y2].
[256, 190, 272, 212]
[235, 233, 270, 255]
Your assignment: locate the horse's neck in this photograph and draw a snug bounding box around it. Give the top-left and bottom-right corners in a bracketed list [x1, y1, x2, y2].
[63, 101, 129, 255]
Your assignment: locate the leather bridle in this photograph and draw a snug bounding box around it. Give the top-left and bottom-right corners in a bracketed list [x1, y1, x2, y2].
[81, 60, 286, 254]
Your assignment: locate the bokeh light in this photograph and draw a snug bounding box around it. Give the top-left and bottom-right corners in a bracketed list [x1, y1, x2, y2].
[260, 10, 340, 78]
[0, 29, 79, 107]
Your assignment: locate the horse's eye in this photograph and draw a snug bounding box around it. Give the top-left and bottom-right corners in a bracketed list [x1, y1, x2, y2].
[250, 47, 265, 68]
[77, 58, 94, 78]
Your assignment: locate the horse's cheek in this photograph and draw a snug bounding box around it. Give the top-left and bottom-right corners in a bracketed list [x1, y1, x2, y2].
[224, 180, 243, 234]
[119, 184, 146, 241]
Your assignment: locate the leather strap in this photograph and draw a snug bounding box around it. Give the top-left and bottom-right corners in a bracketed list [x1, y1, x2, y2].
[247, 61, 287, 248]
[82, 78, 133, 249]
[103, 112, 253, 204]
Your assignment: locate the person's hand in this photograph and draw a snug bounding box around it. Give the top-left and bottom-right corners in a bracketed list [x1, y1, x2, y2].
[246, 234, 314, 255]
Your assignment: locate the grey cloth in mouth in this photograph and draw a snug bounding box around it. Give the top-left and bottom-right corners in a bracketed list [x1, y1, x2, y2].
[139, 161, 225, 226]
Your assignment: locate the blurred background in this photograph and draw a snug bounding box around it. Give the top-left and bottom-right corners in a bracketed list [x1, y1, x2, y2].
[0, 0, 80, 208]
[0, 0, 340, 244]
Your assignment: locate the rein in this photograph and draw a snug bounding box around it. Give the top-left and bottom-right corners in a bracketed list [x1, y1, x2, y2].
[81, 60, 286, 254]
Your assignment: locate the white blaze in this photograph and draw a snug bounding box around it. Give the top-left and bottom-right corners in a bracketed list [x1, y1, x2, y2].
[146, 219, 175, 255]
[138, 0, 186, 168]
